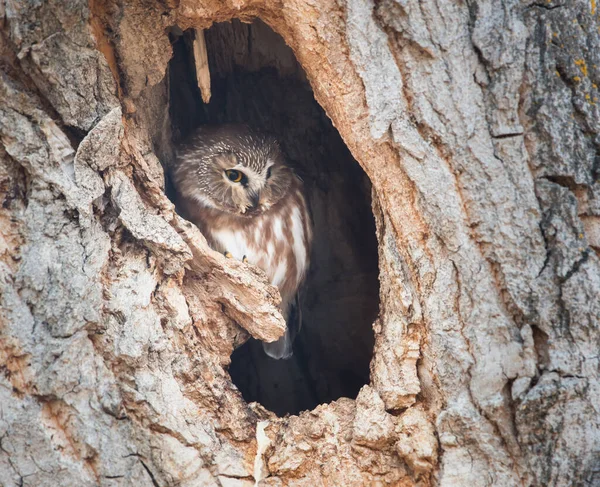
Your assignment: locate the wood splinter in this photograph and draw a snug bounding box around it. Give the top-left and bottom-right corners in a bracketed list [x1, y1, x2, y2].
[193, 28, 211, 104]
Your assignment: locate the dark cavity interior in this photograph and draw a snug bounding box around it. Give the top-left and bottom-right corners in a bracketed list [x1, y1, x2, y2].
[167, 19, 379, 417]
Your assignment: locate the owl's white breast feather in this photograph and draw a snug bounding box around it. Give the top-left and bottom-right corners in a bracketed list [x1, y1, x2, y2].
[211, 229, 249, 261]
[271, 258, 288, 288]
[273, 217, 284, 241]
[290, 207, 308, 281]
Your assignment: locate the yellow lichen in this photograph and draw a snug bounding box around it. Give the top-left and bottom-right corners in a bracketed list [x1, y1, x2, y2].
[575, 59, 588, 77]
[592, 0, 597, 15]
[574, 76, 582, 82]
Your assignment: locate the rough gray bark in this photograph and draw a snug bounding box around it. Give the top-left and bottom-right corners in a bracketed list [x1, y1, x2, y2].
[1, 0, 599, 486]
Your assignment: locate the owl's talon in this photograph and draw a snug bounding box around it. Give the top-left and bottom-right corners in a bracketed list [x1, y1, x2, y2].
[224, 251, 232, 259]
[242, 255, 248, 263]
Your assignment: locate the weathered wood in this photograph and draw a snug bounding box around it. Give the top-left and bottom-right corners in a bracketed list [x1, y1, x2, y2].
[1, 0, 599, 486]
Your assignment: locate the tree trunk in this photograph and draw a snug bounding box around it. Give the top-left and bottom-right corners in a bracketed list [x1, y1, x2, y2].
[1, 0, 599, 486]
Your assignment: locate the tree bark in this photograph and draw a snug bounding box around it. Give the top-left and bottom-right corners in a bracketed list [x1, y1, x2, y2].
[1, 0, 599, 486]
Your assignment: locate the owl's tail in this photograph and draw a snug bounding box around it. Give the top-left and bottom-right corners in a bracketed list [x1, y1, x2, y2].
[262, 328, 294, 360]
[262, 295, 301, 360]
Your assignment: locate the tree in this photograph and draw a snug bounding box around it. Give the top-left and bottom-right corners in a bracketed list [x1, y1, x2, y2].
[1, 0, 599, 485]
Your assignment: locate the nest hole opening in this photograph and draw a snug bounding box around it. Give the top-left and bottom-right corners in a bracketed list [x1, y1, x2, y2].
[167, 19, 379, 417]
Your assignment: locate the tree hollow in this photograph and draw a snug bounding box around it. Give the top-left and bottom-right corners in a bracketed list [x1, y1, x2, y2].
[167, 19, 380, 416]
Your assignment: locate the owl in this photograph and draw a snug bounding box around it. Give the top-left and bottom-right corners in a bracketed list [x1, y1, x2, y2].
[171, 124, 312, 359]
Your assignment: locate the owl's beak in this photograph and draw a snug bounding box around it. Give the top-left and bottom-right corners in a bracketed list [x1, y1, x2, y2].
[249, 191, 260, 209]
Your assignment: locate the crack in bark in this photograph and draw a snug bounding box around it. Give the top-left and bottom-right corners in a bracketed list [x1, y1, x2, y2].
[140, 459, 160, 487]
[492, 132, 525, 139]
[560, 248, 590, 284]
[524, 3, 566, 12]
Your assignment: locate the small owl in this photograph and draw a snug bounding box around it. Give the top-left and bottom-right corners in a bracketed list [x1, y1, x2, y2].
[172, 125, 312, 359]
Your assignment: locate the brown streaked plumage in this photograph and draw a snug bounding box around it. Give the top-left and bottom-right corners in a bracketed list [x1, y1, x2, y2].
[171, 125, 312, 359]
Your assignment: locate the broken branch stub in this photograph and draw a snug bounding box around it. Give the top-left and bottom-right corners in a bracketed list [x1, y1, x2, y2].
[193, 28, 211, 104]
[173, 215, 286, 343]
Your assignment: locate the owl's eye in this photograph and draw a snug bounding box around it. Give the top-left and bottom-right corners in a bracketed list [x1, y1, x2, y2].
[225, 169, 245, 183]
[266, 167, 273, 179]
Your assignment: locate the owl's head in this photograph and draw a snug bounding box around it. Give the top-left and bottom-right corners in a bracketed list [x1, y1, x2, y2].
[174, 125, 294, 216]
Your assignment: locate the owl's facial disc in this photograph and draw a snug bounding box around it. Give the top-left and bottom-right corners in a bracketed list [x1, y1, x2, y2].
[196, 147, 293, 216]
[222, 164, 268, 214]
[256, 163, 292, 212]
[219, 162, 291, 216]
